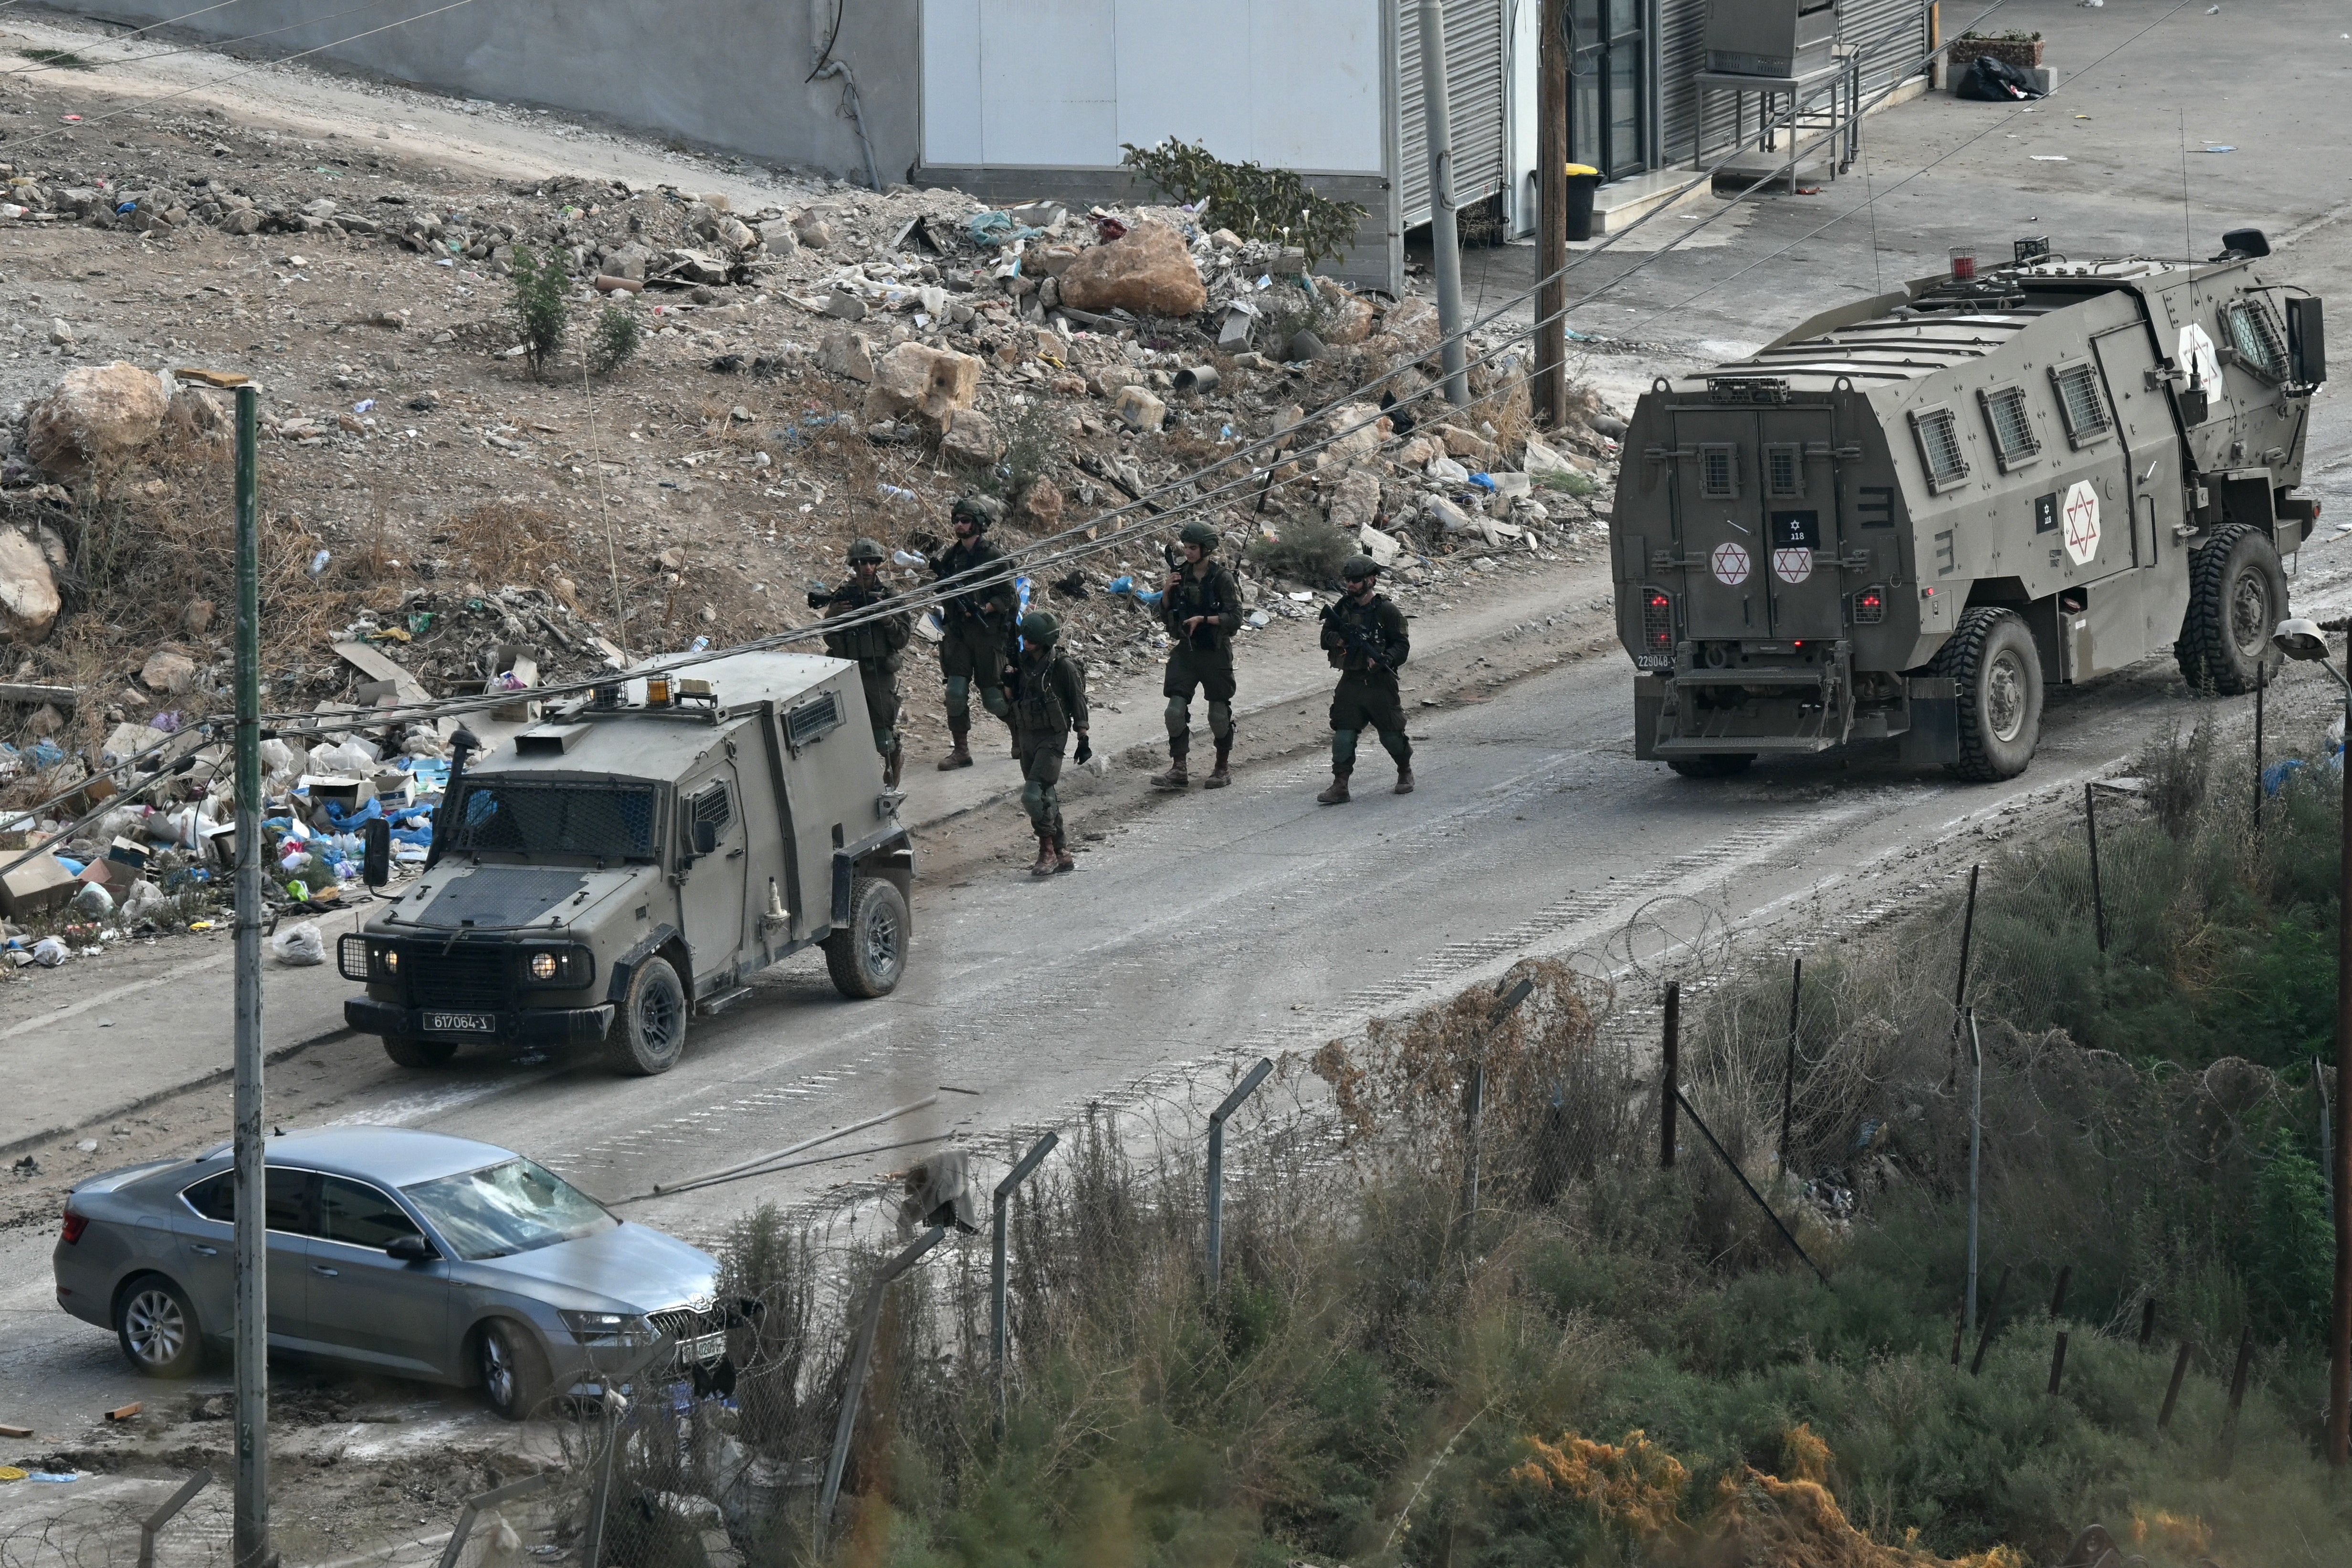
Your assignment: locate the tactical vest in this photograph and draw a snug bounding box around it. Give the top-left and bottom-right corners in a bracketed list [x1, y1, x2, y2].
[1327, 594, 1397, 671]
[1013, 655, 1073, 735]
[822, 587, 903, 665]
[937, 539, 1010, 623]
[1169, 567, 1235, 653]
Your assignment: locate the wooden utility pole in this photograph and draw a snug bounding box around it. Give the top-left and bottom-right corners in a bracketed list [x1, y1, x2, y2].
[1535, 0, 1568, 425]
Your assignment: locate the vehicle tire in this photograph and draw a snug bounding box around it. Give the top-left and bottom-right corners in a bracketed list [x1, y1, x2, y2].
[825, 877, 909, 1000]
[382, 1035, 458, 1069]
[1932, 606, 2043, 782]
[2175, 521, 2287, 695]
[475, 1318, 549, 1421]
[116, 1274, 204, 1379]
[609, 956, 687, 1076]
[1666, 754, 1755, 778]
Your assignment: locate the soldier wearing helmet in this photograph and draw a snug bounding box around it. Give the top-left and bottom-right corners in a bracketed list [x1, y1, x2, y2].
[930, 496, 1019, 769]
[1315, 554, 1413, 804]
[1151, 518, 1244, 790]
[815, 536, 913, 787]
[1009, 610, 1089, 877]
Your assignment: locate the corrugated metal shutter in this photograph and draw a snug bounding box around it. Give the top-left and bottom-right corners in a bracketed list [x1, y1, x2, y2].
[1656, 0, 1928, 168]
[1399, 0, 1508, 229]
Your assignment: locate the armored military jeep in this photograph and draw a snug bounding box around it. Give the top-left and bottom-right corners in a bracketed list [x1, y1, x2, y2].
[1614, 232, 2323, 780]
[341, 651, 912, 1074]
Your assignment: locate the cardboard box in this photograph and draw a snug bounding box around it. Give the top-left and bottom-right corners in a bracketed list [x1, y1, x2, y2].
[304, 774, 378, 817]
[0, 852, 80, 917]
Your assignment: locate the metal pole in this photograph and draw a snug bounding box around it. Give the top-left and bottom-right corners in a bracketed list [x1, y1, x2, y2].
[1456, 978, 1535, 1244]
[1673, 1087, 1827, 1283]
[2336, 654, 2352, 1468]
[1205, 1058, 1273, 1293]
[137, 1471, 212, 1568]
[1660, 982, 1679, 1168]
[2253, 657, 2266, 831]
[1534, 0, 1568, 425]
[1414, 0, 1469, 407]
[1969, 1264, 2011, 1375]
[2321, 1056, 2335, 1215]
[816, 1227, 945, 1555]
[231, 383, 269, 1568]
[2157, 1339, 2194, 1431]
[1778, 958, 1803, 1170]
[2085, 783, 2107, 955]
[2221, 1325, 2254, 1477]
[1965, 1010, 1982, 1336]
[1952, 863, 1979, 1045]
[990, 1132, 1058, 1441]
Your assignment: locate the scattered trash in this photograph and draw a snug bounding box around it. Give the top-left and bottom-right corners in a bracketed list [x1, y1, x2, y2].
[2030, 155, 2069, 162]
[32, 937, 67, 966]
[2200, 146, 2236, 153]
[270, 922, 326, 966]
[308, 548, 331, 577]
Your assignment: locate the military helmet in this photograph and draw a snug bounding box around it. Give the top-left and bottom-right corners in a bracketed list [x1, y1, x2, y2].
[1019, 611, 1061, 642]
[846, 537, 886, 565]
[1341, 554, 1382, 582]
[1177, 519, 1219, 550]
[951, 496, 993, 529]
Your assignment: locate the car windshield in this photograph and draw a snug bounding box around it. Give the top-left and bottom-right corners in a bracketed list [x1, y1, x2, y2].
[400, 1158, 617, 1261]
[445, 781, 658, 860]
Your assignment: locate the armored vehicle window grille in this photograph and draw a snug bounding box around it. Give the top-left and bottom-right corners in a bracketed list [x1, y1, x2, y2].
[1979, 386, 2040, 471]
[1910, 407, 1968, 493]
[2049, 362, 2111, 446]
[1763, 444, 1803, 499]
[1698, 444, 1738, 499]
[2223, 299, 2287, 382]
[691, 783, 732, 835]
[786, 691, 843, 748]
[447, 782, 658, 861]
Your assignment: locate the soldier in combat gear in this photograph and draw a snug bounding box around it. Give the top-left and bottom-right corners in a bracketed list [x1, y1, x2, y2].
[932, 496, 1018, 769]
[1009, 611, 1090, 877]
[1317, 555, 1413, 804]
[1152, 518, 1244, 790]
[815, 537, 913, 788]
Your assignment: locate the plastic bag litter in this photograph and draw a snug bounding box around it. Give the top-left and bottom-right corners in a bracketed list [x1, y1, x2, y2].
[70, 882, 114, 918]
[1956, 54, 2044, 100]
[311, 738, 381, 773]
[270, 922, 326, 967]
[121, 880, 165, 921]
[32, 937, 68, 966]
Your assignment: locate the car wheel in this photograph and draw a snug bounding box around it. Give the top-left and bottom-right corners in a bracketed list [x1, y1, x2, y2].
[608, 956, 687, 1076]
[1932, 606, 2043, 782]
[825, 877, 909, 1000]
[2175, 522, 2287, 695]
[383, 1035, 459, 1069]
[116, 1274, 204, 1379]
[476, 1318, 549, 1421]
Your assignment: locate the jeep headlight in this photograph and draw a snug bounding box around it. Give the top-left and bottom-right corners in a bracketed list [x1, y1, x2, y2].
[520, 945, 595, 988]
[530, 952, 558, 981]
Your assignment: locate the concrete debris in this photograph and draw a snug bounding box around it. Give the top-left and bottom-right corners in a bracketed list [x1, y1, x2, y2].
[1058, 219, 1208, 317]
[863, 341, 983, 424]
[27, 361, 169, 477]
[939, 407, 1001, 465]
[1111, 383, 1167, 432]
[816, 325, 878, 381]
[0, 526, 61, 644]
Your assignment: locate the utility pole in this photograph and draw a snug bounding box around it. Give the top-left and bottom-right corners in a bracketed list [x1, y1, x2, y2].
[1414, 0, 1469, 407]
[231, 382, 270, 1568]
[1534, 0, 1568, 425]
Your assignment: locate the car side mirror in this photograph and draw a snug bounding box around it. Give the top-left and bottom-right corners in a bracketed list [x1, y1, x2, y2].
[362, 818, 391, 889]
[386, 1234, 438, 1263]
[691, 821, 719, 857]
[2288, 296, 2326, 389]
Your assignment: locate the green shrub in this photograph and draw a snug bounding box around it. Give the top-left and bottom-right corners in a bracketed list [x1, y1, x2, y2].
[507, 243, 569, 376]
[588, 303, 641, 375]
[1247, 516, 1355, 584]
[1120, 137, 1368, 271]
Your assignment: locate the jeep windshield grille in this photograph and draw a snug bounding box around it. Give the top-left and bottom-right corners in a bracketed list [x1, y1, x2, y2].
[446, 781, 659, 860]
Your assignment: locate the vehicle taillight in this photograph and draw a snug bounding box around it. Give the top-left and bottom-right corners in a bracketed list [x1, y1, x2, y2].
[60, 1209, 87, 1244]
[1853, 586, 1886, 625]
[1642, 588, 1674, 651]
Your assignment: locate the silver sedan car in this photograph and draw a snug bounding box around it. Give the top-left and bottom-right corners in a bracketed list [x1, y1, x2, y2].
[52, 1126, 728, 1418]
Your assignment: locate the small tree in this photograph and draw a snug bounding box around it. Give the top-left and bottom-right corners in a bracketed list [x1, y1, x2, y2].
[508, 244, 568, 377]
[588, 304, 641, 376]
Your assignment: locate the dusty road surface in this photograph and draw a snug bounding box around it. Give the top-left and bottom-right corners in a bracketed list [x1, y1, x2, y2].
[4, 0, 2352, 1548]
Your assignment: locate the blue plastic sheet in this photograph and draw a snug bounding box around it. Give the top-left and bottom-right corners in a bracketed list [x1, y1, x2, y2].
[968, 210, 1047, 249]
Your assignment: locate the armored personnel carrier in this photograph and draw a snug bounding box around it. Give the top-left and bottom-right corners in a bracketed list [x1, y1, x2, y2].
[1613, 232, 2324, 780]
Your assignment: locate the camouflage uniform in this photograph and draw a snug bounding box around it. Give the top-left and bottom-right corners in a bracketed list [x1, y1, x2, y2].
[818, 560, 912, 787]
[1317, 559, 1414, 802]
[1010, 614, 1088, 876]
[931, 519, 1018, 768]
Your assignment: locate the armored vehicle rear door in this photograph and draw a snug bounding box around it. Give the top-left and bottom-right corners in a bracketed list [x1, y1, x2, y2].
[678, 764, 747, 988]
[1670, 406, 1844, 641]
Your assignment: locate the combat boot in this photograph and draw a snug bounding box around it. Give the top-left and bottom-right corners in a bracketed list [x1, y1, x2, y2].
[1317, 773, 1351, 806]
[937, 722, 973, 770]
[1393, 765, 1414, 795]
[1051, 833, 1076, 874]
[1203, 738, 1232, 789]
[1151, 740, 1189, 790]
[1028, 835, 1057, 877]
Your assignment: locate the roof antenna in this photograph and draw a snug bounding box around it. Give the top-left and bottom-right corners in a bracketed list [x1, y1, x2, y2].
[2179, 108, 2194, 265]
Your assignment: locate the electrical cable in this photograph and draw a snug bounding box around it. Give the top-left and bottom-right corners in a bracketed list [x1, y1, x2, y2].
[0, 0, 267, 80]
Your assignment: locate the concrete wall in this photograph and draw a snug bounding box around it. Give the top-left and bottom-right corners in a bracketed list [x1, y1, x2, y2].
[61, 0, 924, 185]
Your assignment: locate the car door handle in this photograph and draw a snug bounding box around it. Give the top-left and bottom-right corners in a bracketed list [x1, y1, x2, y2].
[310, 1265, 339, 1277]
[726, 847, 745, 859]
[189, 1244, 219, 1256]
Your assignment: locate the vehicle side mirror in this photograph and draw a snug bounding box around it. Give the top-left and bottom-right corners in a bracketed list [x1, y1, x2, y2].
[386, 1234, 438, 1263]
[362, 818, 391, 889]
[2289, 296, 2326, 389]
[691, 820, 719, 857]
[2177, 387, 2209, 426]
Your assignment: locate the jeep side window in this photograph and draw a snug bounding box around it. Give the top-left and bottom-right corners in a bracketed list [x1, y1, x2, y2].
[685, 782, 732, 856]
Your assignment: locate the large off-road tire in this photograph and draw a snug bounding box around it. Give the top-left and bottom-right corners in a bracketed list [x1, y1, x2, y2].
[116, 1273, 205, 1379]
[825, 877, 910, 1000]
[382, 1035, 459, 1069]
[475, 1318, 550, 1421]
[608, 956, 687, 1076]
[1666, 754, 1755, 779]
[1931, 606, 2043, 782]
[2175, 522, 2287, 695]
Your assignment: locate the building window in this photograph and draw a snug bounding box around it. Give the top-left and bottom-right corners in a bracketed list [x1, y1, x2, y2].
[1910, 406, 1969, 493]
[1978, 385, 2040, 472]
[2048, 361, 2112, 447]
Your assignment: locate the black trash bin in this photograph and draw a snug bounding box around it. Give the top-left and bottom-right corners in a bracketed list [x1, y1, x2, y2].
[1563, 163, 1601, 242]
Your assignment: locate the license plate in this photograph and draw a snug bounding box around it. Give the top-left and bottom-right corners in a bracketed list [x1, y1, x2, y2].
[424, 1012, 497, 1034]
[678, 1330, 726, 1366]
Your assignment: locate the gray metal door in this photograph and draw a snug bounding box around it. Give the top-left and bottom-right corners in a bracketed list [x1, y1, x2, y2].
[171, 1165, 315, 1343]
[1399, 0, 1509, 227]
[1670, 407, 1765, 638]
[308, 1175, 452, 1377]
[679, 768, 746, 983]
